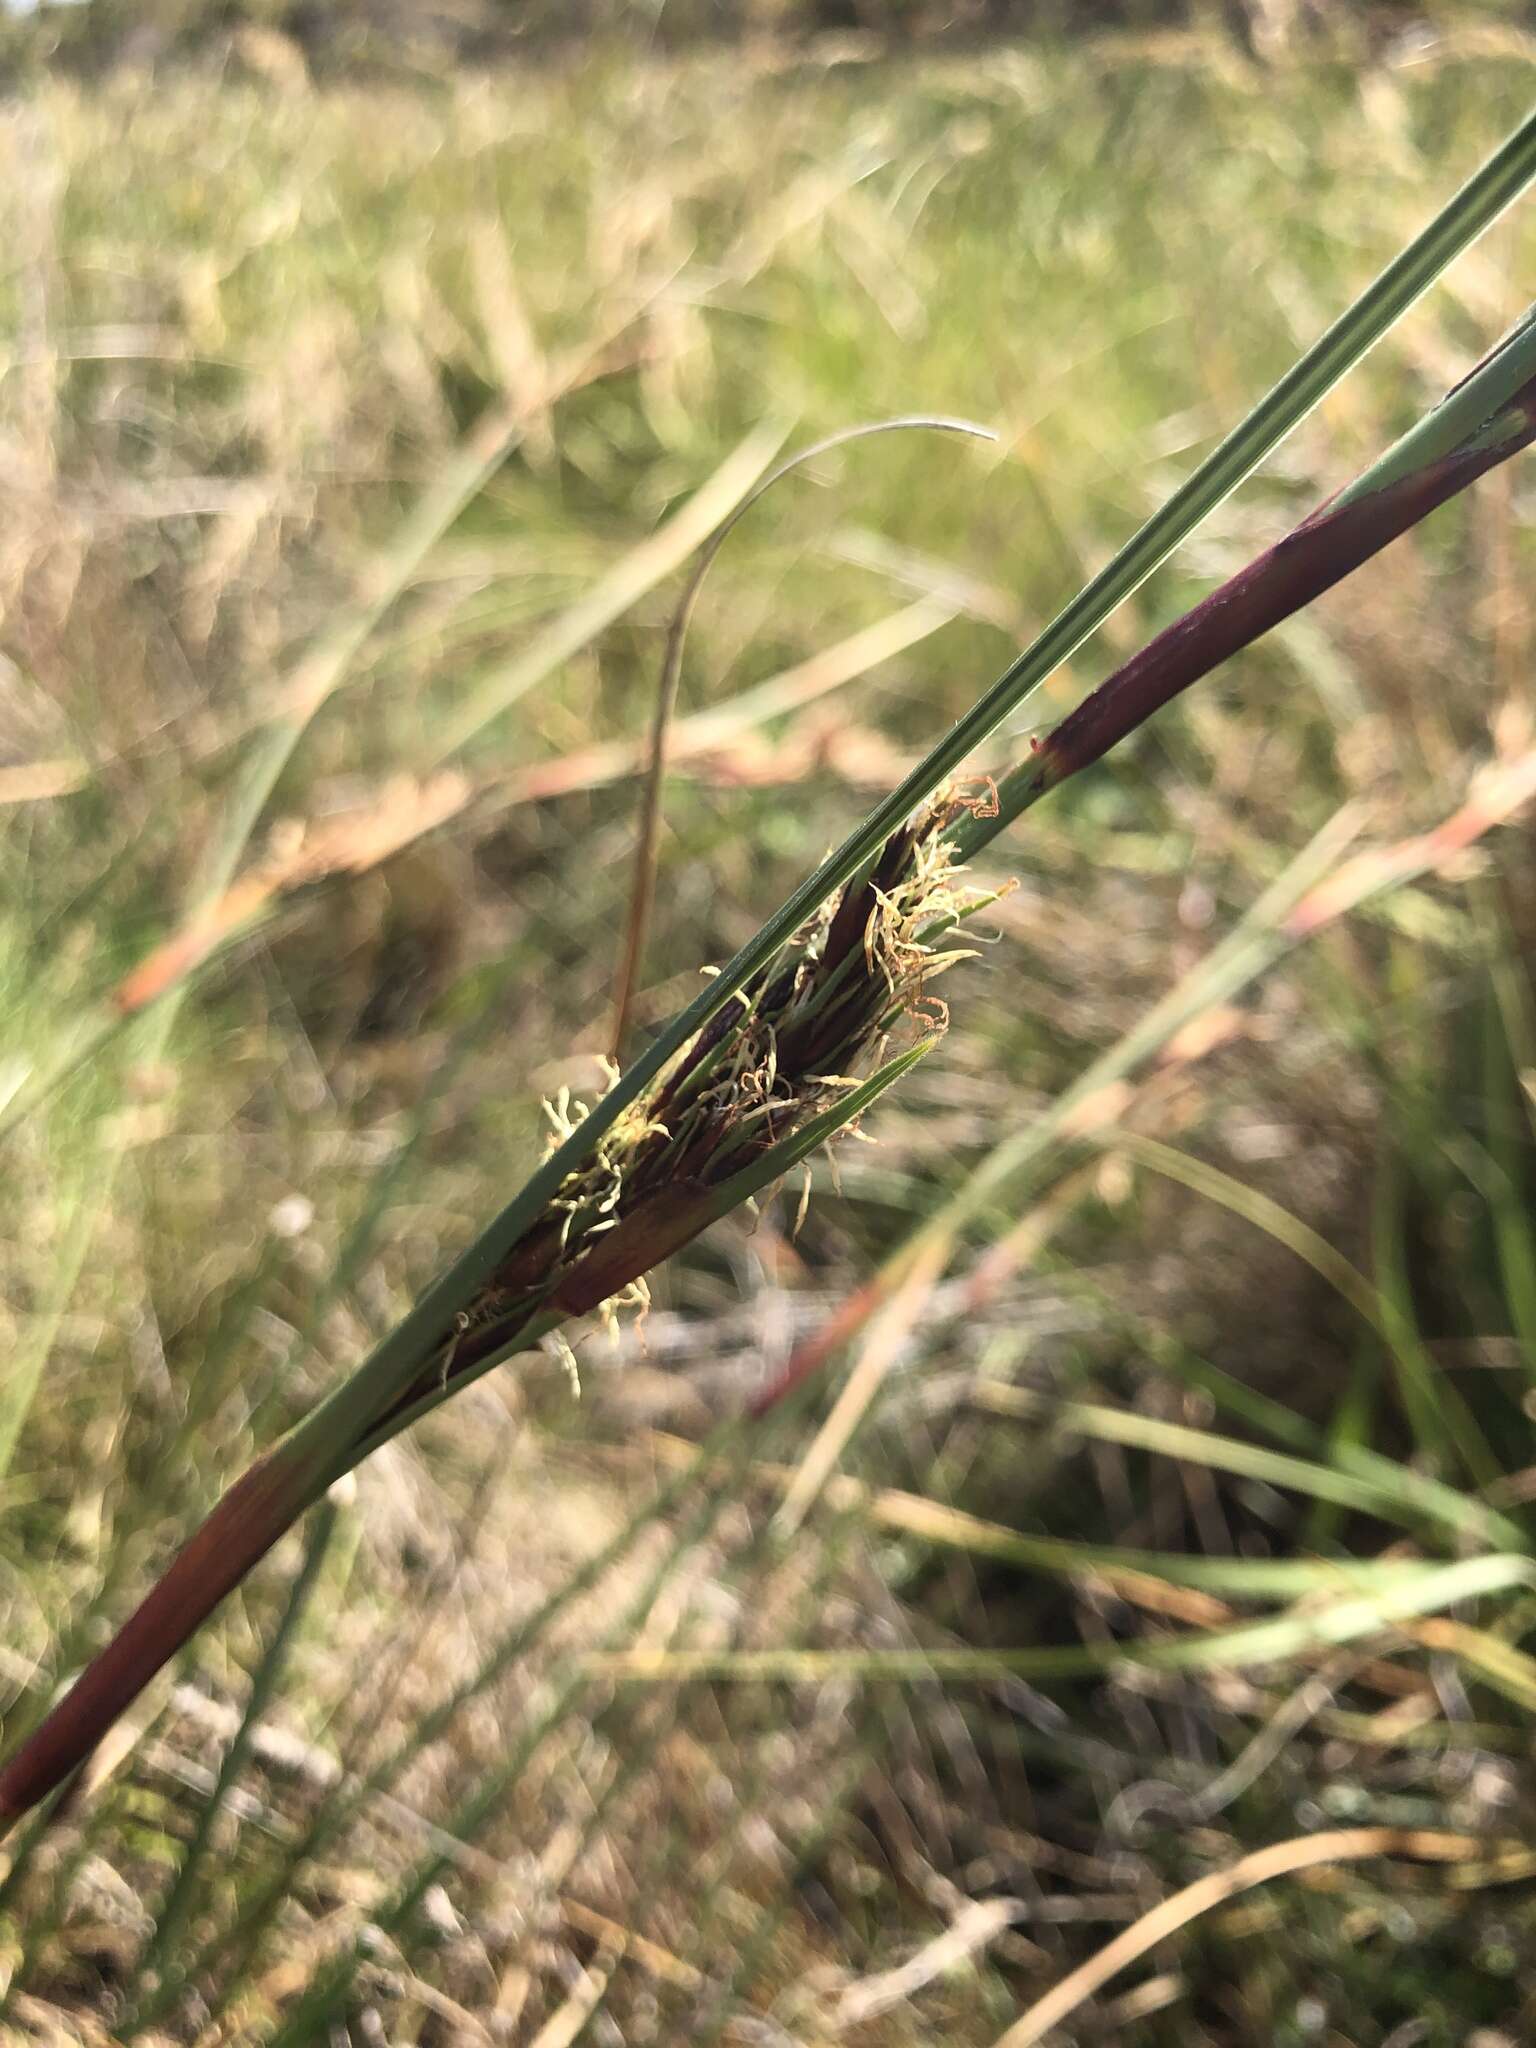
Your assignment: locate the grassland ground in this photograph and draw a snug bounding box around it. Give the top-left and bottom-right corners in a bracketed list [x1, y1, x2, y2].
[2, 19, 1536, 2044]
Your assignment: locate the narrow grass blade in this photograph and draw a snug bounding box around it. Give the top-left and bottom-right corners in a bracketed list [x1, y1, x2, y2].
[610, 414, 994, 1056]
[990, 1826, 1491, 2048]
[966, 1380, 1524, 1553]
[128, 1492, 341, 2027]
[586, 1553, 1536, 1685]
[1108, 1129, 1499, 1488]
[646, 1433, 1459, 1599]
[1412, 1617, 1536, 1715]
[424, 420, 791, 764]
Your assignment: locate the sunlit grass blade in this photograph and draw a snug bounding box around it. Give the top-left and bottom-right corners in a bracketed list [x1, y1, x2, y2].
[1109, 1129, 1499, 1488]
[586, 1552, 1536, 1686]
[965, 1380, 1524, 1553]
[642, 1430, 1460, 1598]
[990, 1825, 1497, 2048]
[423, 420, 790, 764]
[1411, 1616, 1536, 1716]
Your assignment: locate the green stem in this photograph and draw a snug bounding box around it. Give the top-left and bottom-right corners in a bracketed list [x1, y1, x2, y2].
[0, 108, 1532, 1844]
[270, 108, 1536, 1484]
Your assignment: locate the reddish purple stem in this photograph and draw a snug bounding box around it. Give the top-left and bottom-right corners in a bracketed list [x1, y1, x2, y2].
[997, 375, 1536, 816]
[0, 1444, 325, 1831]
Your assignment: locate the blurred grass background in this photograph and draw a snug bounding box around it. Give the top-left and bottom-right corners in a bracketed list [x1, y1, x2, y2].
[3, 3, 1536, 2043]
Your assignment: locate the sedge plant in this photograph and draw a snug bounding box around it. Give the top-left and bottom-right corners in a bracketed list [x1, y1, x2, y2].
[2, 108, 1535, 1842]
